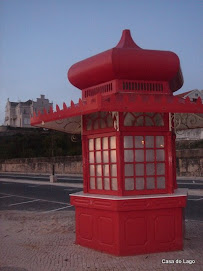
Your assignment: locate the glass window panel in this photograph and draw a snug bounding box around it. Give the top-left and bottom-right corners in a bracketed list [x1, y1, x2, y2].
[94, 119, 99, 129]
[125, 178, 134, 190]
[136, 177, 144, 190]
[107, 114, 113, 127]
[134, 112, 142, 117]
[111, 165, 117, 177]
[125, 164, 134, 176]
[95, 138, 101, 150]
[145, 136, 154, 148]
[100, 119, 106, 128]
[156, 136, 164, 148]
[90, 165, 95, 176]
[145, 116, 154, 126]
[147, 177, 155, 189]
[96, 178, 103, 190]
[156, 150, 165, 161]
[124, 113, 135, 126]
[135, 164, 144, 176]
[89, 139, 94, 151]
[146, 113, 155, 117]
[110, 136, 116, 149]
[146, 150, 155, 162]
[91, 112, 98, 119]
[135, 116, 144, 126]
[124, 150, 134, 162]
[104, 178, 110, 190]
[103, 165, 109, 176]
[86, 119, 92, 130]
[157, 177, 166, 189]
[102, 137, 108, 149]
[124, 136, 133, 148]
[135, 136, 144, 148]
[96, 151, 101, 163]
[100, 112, 107, 118]
[146, 163, 155, 175]
[89, 152, 94, 163]
[135, 150, 144, 162]
[103, 151, 109, 163]
[96, 165, 102, 176]
[154, 113, 164, 126]
[111, 178, 118, 190]
[90, 177, 95, 189]
[110, 150, 117, 162]
[157, 163, 165, 175]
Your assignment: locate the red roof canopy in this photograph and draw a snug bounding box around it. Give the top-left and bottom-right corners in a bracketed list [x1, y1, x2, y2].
[31, 93, 203, 133]
[68, 30, 183, 92]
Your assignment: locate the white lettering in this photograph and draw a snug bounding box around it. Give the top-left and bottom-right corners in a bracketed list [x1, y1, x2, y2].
[162, 259, 195, 265]
[183, 259, 195, 264]
[162, 259, 174, 264]
[176, 259, 182, 263]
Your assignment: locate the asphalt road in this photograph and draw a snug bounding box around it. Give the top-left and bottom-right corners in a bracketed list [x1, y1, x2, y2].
[0, 181, 82, 212]
[0, 179, 202, 220]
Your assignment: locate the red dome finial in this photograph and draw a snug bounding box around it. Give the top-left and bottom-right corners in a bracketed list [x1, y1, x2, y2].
[68, 29, 183, 92]
[116, 29, 141, 49]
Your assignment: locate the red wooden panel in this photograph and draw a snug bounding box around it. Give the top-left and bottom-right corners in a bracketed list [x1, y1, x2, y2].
[78, 213, 93, 240]
[71, 193, 186, 256]
[124, 216, 147, 246]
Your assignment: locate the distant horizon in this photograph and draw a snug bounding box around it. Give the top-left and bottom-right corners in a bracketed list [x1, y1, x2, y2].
[4, 87, 203, 106]
[1, 0, 202, 125]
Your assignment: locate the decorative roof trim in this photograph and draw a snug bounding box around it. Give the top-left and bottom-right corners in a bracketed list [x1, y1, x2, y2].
[31, 93, 203, 126]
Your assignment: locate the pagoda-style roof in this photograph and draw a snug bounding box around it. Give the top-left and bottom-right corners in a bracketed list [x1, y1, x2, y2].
[68, 30, 183, 92]
[31, 29, 203, 133]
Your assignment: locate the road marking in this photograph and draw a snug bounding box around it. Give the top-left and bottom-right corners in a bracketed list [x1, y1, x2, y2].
[28, 185, 41, 188]
[188, 198, 203, 201]
[0, 195, 14, 199]
[186, 219, 203, 222]
[64, 188, 75, 191]
[178, 182, 203, 186]
[42, 205, 73, 214]
[0, 192, 69, 205]
[9, 199, 41, 206]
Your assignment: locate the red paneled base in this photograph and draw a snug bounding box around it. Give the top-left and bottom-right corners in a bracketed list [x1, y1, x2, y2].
[70, 189, 187, 256]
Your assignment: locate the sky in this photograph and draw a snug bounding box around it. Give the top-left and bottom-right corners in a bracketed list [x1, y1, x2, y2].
[0, 0, 202, 125]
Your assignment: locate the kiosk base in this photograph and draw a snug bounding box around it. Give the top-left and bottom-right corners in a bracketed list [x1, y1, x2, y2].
[70, 189, 187, 256]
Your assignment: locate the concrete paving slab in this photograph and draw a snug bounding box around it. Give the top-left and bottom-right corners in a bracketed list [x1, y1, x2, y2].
[0, 210, 202, 271]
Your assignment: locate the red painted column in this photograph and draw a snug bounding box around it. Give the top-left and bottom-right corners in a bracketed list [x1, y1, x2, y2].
[82, 134, 88, 193]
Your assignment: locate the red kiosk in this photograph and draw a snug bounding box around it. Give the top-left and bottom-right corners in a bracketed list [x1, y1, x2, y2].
[31, 30, 203, 256]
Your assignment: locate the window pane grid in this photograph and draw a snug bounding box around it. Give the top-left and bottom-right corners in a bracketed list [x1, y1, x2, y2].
[124, 112, 165, 127]
[85, 112, 114, 131]
[124, 135, 166, 192]
[88, 136, 118, 192]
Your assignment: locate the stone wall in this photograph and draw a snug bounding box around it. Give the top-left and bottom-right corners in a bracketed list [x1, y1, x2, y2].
[0, 156, 83, 175]
[176, 128, 203, 140]
[0, 150, 202, 177]
[176, 149, 203, 177]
